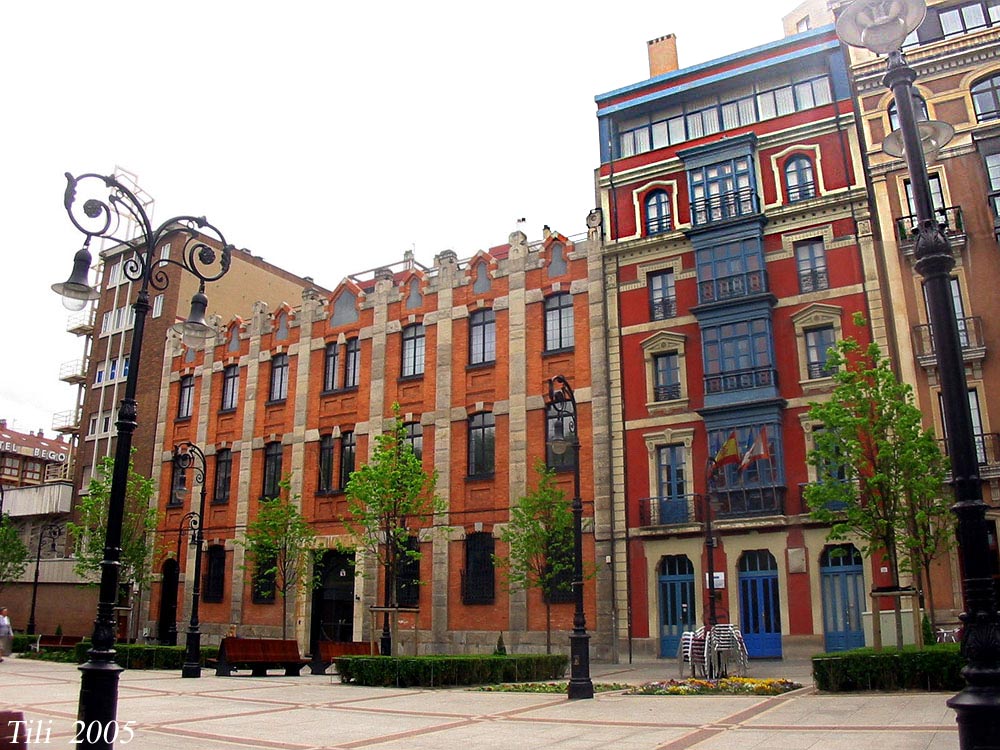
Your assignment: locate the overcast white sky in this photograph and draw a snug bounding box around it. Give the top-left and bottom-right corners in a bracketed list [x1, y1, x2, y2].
[0, 0, 803, 435]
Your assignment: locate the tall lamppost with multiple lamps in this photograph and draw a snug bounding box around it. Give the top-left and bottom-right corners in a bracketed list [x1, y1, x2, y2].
[546, 375, 594, 700]
[835, 2, 1000, 745]
[172, 442, 208, 678]
[26, 521, 62, 635]
[53, 172, 232, 747]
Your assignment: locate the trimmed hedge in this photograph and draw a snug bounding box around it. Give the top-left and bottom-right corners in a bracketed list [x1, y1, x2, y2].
[812, 644, 964, 692]
[11, 634, 35, 653]
[27, 641, 223, 670]
[336, 654, 569, 687]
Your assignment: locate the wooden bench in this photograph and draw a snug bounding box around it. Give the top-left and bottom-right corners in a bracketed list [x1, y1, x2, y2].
[308, 640, 373, 675]
[32, 634, 84, 652]
[214, 637, 309, 677]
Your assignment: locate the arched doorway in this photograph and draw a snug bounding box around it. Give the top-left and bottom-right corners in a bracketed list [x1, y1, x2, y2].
[820, 544, 865, 651]
[158, 558, 179, 645]
[658, 554, 695, 657]
[738, 549, 782, 657]
[310, 550, 355, 656]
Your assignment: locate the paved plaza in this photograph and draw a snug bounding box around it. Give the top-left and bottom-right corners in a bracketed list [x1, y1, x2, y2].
[0, 656, 959, 749]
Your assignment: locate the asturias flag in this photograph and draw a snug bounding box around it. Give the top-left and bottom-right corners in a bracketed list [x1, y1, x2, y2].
[739, 426, 771, 471]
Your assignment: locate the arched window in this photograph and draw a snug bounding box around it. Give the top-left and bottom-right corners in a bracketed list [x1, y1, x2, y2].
[645, 190, 672, 235]
[888, 94, 929, 131]
[972, 74, 1000, 123]
[784, 155, 815, 202]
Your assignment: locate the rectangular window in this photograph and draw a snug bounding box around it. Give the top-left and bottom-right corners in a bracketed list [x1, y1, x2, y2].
[152, 294, 164, 319]
[904, 174, 946, 217]
[696, 237, 764, 302]
[986, 152, 1000, 221]
[23, 461, 42, 482]
[318, 434, 335, 493]
[401, 324, 426, 377]
[649, 270, 676, 320]
[544, 293, 574, 352]
[108, 358, 119, 381]
[121, 355, 130, 379]
[396, 536, 421, 607]
[469, 309, 496, 365]
[653, 352, 681, 401]
[462, 533, 496, 605]
[262, 442, 283, 499]
[177, 375, 194, 419]
[703, 319, 774, 394]
[213, 449, 232, 504]
[805, 326, 837, 378]
[468, 412, 495, 477]
[1, 456, 19, 479]
[203, 546, 226, 602]
[344, 338, 360, 388]
[339, 431, 356, 488]
[269, 353, 289, 401]
[252, 556, 276, 603]
[170, 463, 187, 507]
[405, 422, 423, 460]
[795, 239, 829, 292]
[221, 364, 239, 411]
[323, 342, 338, 392]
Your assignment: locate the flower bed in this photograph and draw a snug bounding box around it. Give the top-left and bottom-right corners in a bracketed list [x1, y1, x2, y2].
[629, 677, 802, 696]
[476, 682, 630, 693]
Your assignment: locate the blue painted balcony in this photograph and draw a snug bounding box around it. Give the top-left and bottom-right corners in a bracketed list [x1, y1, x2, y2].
[638, 495, 695, 527]
[690, 187, 760, 227]
[698, 269, 768, 304]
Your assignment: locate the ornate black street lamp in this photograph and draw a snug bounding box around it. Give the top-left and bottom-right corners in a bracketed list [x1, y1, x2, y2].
[54, 172, 232, 747]
[172, 442, 207, 678]
[547, 375, 594, 700]
[836, 2, 1000, 745]
[26, 521, 62, 635]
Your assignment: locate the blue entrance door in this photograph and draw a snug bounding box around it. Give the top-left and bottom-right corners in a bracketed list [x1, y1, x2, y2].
[738, 550, 782, 658]
[820, 544, 866, 651]
[659, 555, 696, 657]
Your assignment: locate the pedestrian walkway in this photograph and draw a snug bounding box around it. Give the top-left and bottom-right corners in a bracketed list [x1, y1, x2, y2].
[0, 656, 958, 749]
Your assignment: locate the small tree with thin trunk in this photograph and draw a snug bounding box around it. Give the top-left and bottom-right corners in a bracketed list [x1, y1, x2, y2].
[0, 514, 29, 596]
[495, 461, 575, 654]
[805, 320, 949, 645]
[241, 477, 318, 640]
[67, 451, 158, 608]
[342, 404, 440, 655]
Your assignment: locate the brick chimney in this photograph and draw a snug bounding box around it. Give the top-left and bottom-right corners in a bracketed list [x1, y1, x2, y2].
[648, 34, 679, 78]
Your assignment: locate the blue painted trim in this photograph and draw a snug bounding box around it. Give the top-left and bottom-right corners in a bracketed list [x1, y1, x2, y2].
[595, 39, 841, 117]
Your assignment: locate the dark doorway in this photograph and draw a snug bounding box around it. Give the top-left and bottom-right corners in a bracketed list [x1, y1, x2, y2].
[158, 558, 179, 645]
[310, 550, 355, 655]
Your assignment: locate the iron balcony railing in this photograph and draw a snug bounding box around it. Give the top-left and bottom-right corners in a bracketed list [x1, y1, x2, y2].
[712, 486, 785, 518]
[52, 409, 80, 433]
[699, 269, 767, 304]
[807, 361, 837, 379]
[638, 494, 696, 527]
[653, 382, 682, 401]
[704, 365, 776, 395]
[650, 297, 677, 320]
[58, 359, 87, 384]
[894, 205, 966, 255]
[798, 267, 829, 293]
[690, 187, 760, 227]
[912, 316, 984, 359]
[938, 433, 1000, 466]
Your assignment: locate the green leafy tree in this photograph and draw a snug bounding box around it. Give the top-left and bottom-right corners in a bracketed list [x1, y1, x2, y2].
[342, 404, 440, 655]
[805, 320, 949, 641]
[240, 477, 318, 639]
[67, 452, 158, 603]
[0, 515, 29, 595]
[495, 461, 575, 654]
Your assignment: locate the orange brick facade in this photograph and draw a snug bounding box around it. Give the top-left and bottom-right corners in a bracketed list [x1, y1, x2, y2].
[147, 230, 613, 656]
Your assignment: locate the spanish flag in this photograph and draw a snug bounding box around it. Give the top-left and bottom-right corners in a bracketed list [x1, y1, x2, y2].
[713, 431, 741, 468]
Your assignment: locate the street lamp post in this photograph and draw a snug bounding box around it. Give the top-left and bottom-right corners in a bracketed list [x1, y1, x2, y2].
[54, 172, 232, 747]
[172, 442, 207, 678]
[836, 2, 1000, 746]
[547, 375, 594, 700]
[704, 495, 719, 628]
[26, 521, 62, 635]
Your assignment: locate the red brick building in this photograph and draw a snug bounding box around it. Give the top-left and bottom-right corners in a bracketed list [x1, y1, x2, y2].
[594, 25, 884, 659]
[147, 229, 614, 656]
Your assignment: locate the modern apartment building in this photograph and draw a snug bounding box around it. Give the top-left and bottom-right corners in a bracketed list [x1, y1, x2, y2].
[593, 24, 884, 659]
[146, 229, 614, 656]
